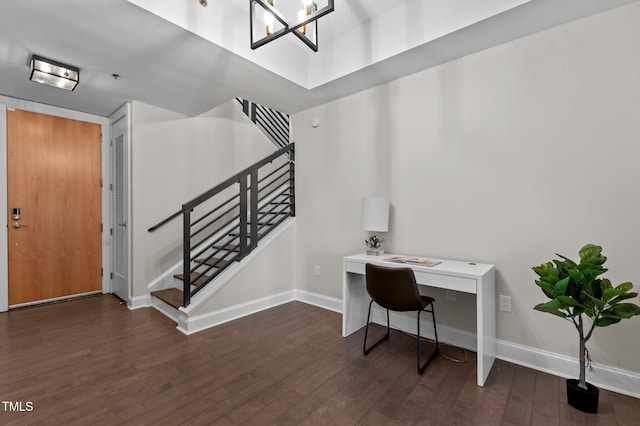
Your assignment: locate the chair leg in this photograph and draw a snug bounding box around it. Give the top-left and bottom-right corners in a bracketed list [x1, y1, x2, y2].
[431, 303, 440, 351]
[363, 300, 390, 355]
[417, 304, 439, 375]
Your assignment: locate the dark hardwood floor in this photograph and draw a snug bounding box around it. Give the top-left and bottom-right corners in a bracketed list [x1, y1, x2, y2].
[0, 295, 638, 425]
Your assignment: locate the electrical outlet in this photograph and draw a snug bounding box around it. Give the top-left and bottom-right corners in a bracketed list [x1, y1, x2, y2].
[446, 290, 457, 302]
[499, 295, 511, 312]
[313, 265, 320, 276]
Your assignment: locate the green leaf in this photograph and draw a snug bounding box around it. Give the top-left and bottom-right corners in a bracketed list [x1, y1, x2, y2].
[555, 253, 578, 268]
[594, 316, 622, 327]
[599, 278, 613, 290]
[568, 270, 585, 285]
[615, 282, 634, 293]
[582, 267, 606, 281]
[609, 293, 638, 305]
[579, 244, 607, 265]
[534, 300, 569, 318]
[586, 279, 603, 300]
[556, 295, 585, 310]
[532, 262, 557, 278]
[535, 280, 556, 299]
[606, 303, 640, 319]
[554, 277, 570, 296]
[585, 293, 605, 310]
[603, 287, 621, 302]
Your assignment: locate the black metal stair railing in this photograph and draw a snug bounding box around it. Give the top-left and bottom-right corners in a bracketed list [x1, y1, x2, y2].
[148, 143, 295, 307]
[236, 98, 290, 150]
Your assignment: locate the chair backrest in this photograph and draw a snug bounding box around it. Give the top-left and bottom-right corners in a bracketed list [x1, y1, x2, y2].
[365, 263, 424, 312]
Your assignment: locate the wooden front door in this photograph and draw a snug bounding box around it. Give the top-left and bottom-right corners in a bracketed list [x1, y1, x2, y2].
[7, 109, 102, 306]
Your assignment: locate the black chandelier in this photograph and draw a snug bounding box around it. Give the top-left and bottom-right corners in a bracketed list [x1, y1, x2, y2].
[249, 0, 334, 52]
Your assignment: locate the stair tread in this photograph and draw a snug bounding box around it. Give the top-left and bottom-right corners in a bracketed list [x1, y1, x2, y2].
[227, 231, 265, 238]
[174, 272, 210, 286]
[151, 288, 183, 309]
[194, 257, 232, 268]
[212, 244, 240, 252]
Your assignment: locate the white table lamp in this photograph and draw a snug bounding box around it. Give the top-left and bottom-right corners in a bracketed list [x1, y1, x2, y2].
[361, 197, 389, 255]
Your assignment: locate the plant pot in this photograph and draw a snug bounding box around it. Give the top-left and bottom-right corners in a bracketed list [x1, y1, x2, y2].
[566, 379, 599, 413]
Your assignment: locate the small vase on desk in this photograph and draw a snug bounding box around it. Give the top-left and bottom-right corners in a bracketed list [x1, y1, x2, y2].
[366, 248, 384, 256]
[363, 235, 384, 256]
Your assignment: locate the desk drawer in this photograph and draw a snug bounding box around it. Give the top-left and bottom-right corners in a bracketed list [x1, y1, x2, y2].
[414, 271, 476, 294]
[345, 260, 477, 294]
[345, 261, 366, 275]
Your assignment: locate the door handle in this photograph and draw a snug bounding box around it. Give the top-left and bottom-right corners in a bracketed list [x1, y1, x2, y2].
[117, 222, 127, 227]
[12, 222, 27, 229]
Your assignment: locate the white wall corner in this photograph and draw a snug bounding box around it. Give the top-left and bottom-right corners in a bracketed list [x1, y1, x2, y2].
[129, 294, 152, 310]
[294, 289, 343, 313]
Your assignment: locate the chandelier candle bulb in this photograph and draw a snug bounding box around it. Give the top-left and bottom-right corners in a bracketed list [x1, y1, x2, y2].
[265, 0, 275, 36]
[297, 10, 307, 35]
[250, 0, 333, 51]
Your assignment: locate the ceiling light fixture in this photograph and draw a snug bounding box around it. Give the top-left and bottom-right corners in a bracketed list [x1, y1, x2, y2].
[250, 0, 334, 52]
[29, 55, 79, 91]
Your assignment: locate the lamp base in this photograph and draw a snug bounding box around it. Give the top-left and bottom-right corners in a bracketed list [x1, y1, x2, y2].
[366, 249, 384, 256]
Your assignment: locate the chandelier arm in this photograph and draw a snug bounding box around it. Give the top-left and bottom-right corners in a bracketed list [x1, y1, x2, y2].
[253, 0, 289, 27]
[249, 0, 333, 52]
[291, 22, 319, 52]
[291, 1, 334, 28]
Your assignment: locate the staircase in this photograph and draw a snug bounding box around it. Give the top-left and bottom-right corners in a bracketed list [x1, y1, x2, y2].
[150, 179, 293, 309]
[147, 99, 293, 320]
[236, 98, 290, 150]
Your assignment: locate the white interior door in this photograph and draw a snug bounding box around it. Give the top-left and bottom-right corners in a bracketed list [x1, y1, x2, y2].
[110, 105, 130, 304]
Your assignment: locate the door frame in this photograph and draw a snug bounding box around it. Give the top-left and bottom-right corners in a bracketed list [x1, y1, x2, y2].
[0, 95, 111, 312]
[109, 103, 133, 306]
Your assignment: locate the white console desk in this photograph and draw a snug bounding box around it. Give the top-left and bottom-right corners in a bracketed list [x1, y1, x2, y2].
[343, 253, 496, 387]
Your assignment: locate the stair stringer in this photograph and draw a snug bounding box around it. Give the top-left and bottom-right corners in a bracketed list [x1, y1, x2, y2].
[146, 219, 243, 293]
[147, 181, 291, 292]
[176, 217, 296, 334]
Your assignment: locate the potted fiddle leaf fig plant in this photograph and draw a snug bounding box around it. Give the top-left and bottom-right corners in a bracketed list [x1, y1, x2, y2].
[532, 244, 640, 413]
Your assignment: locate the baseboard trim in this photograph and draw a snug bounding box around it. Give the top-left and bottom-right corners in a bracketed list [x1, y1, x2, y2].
[151, 286, 640, 398]
[177, 290, 296, 335]
[128, 294, 151, 310]
[367, 307, 478, 352]
[496, 339, 640, 399]
[294, 289, 342, 313]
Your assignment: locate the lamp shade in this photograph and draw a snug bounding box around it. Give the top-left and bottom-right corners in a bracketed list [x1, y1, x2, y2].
[361, 197, 389, 232]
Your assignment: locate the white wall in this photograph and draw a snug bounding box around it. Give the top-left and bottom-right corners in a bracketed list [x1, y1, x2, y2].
[292, 2, 640, 374]
[130, 100, 280, 298]
[191, 222, 296, 315]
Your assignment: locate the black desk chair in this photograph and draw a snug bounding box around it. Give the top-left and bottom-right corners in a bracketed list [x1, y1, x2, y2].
[363, 263, 439, 374]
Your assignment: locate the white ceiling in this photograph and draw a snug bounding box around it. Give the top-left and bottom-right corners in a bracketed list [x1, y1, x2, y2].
[0, 0, 636, 117]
